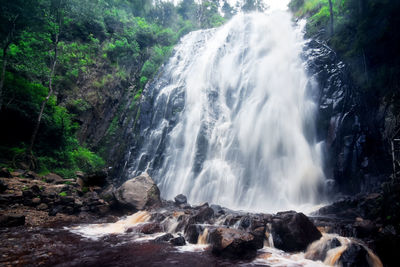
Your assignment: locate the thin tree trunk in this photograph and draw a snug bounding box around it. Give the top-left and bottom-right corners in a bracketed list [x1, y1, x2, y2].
[28, 33, 59, 159]
[328, 0, 334, 35]
[0, 45, 9, 110]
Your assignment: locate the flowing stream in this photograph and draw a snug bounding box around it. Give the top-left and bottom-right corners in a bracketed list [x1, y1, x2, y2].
[129, 8, 325, 212]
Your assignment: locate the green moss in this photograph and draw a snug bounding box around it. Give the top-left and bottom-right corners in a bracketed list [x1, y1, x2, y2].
[59, 191, 67, 197]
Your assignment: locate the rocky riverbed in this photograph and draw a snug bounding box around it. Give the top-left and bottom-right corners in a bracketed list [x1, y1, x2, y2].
[0, 169, 397, 266]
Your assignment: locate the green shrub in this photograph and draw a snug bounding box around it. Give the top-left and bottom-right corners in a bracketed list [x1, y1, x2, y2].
[70, 147, 105, 173]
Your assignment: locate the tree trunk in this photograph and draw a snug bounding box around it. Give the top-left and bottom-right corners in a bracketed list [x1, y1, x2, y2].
[328, 0, 334, 35]
[0, 45, 9, 110]
[28, 33, 59, 161]
[0, 15, 18, 110]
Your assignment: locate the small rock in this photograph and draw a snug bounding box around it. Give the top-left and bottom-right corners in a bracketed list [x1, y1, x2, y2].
[174, 194, 187, 205]
[154, 233, 174, 243]
[32, 197, 41, 205]
[45, 173, 64, 184]
[48, 205, 63, 216]
[137, 222, 162, 234]
[25, 171, 41, 180]
[76, 177, 85, 187]
[37, 203, 49, 210]
[170, 236, 186, 246]
[0, 215, 25, 227]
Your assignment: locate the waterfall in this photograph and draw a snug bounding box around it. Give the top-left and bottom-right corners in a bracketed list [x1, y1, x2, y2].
[128, 10, 325, 212]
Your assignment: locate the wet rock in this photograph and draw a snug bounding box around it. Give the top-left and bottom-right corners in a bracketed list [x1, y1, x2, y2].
[239, 216, 251, 229]
[271, 211, 322, 252]
[174, 194, 187, 205]
[154, 233, 174, 243]
[250, 226, 266, 249]
[115, 173, 160, 210]
[137, 222, 162, 234]
[305, 237, 341, 261]
[170, 236, 186, 246]
[192, 205, 214, 223]
[179, 203, 191, 209]
[338, 243, 369, 267]
[185, 224, 203, 244]
[210, 204, 225, 216]
[0, 214, 25, 227]
[45, 173, 64, 184]
[0, 168, 11, 178]
[209, 228, 259, 259]
[151, 213, 166, 223]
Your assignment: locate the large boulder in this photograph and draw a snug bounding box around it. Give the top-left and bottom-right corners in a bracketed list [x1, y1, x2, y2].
[209, 228, 261, 259]
[115, 173, 160, 210]
[271, 211, 322, 252]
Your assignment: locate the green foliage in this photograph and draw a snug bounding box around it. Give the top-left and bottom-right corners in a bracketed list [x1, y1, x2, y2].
[59, 191, 67, 197]
[71, 147, 105, 173]
[0, 0, 228, 176]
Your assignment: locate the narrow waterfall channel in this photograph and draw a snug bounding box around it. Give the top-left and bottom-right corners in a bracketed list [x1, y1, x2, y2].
[129, 9, 325, 212]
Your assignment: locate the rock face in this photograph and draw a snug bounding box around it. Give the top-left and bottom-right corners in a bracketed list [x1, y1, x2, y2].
[209, 228, 261, 259]
[271, 211, 322, 252]
[115, 173, 160, 210]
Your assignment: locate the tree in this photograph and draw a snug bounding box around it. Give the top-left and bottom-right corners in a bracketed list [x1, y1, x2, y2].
[0, 0, 36, 110]
[28, 0, 65, 163]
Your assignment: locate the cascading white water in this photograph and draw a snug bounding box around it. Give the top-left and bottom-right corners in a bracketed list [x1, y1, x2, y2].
[130, 9, 325, 212]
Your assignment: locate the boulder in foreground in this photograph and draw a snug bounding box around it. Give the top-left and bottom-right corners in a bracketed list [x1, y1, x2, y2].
[209, 227, 261, 259]
[271, 211, 322, 252]
[115, 173, 160, 210]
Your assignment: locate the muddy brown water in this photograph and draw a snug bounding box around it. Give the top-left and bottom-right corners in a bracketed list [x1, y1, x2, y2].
[0, 225, 261, 267]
